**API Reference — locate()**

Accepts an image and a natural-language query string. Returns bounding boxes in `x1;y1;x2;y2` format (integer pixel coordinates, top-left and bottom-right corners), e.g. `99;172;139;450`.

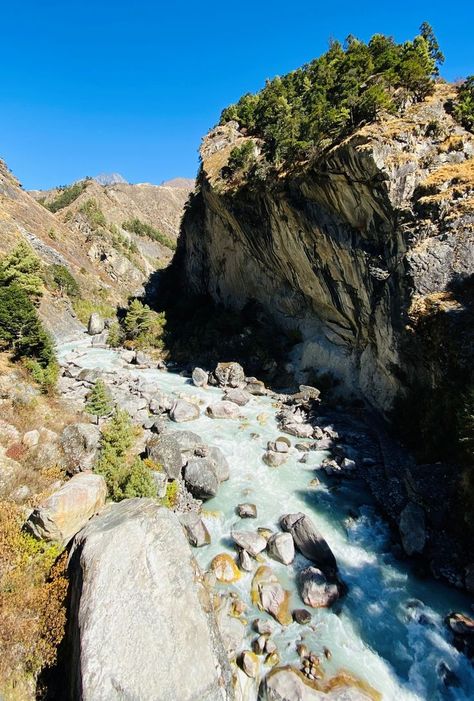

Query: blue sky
1;1;472;189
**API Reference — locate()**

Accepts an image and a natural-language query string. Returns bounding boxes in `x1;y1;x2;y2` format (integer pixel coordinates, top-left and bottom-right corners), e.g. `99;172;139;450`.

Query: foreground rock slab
66;499;233;701
26;472;106;545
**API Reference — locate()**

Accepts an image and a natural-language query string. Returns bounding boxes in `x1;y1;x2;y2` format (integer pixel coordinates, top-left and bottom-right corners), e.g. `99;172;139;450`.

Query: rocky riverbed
48;334;474;701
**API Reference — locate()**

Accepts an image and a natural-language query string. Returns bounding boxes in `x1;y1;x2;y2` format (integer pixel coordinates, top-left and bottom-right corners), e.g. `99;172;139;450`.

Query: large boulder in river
280;512;338;576
214;362;245;388
146;433;182;479
87;313;105;335
26;472;106;545
192;367;209;387
232;530;267;557
206;401;240;420
208;445;230;481
60;423;101;472
299;566;340;608
170;399;200;422
184;457;220;499
251;565;292;625
66;500;233;701
267;532;295;565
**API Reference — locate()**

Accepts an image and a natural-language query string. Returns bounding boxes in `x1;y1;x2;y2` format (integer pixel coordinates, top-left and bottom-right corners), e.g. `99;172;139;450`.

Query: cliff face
179;85;474;413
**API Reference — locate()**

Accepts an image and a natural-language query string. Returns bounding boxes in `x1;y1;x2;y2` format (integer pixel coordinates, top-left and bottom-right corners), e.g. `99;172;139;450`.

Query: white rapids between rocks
57;338;474;701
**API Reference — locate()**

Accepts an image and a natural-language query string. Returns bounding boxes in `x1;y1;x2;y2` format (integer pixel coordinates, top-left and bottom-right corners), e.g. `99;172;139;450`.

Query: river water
58;339;474;701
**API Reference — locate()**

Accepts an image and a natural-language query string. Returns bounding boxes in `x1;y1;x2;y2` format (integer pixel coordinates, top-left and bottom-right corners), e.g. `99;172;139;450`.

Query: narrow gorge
0;22;473;701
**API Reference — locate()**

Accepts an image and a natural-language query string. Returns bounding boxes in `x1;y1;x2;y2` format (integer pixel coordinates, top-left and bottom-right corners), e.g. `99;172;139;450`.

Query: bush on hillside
453;76;474;132
220;23;443;165
0;242;44;299
95;408;157;501
44;181;87;213
79;198;107;229
115;298;167;351
122;218;176;250
0;501;68;697
227;141;256;175
43;263;80;298
85;379;113;421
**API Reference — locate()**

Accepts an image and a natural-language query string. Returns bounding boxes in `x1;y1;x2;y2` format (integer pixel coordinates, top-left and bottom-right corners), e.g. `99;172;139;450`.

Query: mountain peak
93;172;128;186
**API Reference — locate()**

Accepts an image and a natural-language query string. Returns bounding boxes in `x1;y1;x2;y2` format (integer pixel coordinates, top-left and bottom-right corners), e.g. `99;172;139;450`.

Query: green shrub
79;199;107;229
44;264;80;298
107;321;123;348
123;458;158;499
227;141;256;174
161;480;179;509
45;181;87;213
95;408;157;501
0;283;57;390
85;380;113;420
72;298;116;325
0;242;44;299
121;299;166;350
122;218;176;250
453;76;474;132
220;23;443;165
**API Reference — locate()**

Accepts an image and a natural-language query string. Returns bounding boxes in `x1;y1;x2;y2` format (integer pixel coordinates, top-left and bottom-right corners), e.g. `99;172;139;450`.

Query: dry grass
420;159;474;189
408;291;462;323
0;502;68;701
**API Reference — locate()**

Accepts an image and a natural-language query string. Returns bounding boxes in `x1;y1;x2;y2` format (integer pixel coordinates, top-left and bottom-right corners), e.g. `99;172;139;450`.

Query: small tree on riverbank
85;380;113;423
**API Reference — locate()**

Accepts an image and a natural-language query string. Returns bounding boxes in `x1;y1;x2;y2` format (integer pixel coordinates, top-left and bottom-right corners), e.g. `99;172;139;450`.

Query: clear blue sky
1;0;472;189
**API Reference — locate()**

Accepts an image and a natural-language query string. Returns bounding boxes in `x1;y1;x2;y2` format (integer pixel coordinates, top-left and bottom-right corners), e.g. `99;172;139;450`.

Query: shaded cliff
176;85;474;416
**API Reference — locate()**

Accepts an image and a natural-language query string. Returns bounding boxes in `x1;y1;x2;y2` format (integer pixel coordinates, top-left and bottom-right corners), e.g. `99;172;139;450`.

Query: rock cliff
176;85;474;417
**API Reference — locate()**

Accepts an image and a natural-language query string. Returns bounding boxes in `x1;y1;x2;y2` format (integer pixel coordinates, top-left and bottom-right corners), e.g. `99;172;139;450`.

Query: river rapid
58;339;474;701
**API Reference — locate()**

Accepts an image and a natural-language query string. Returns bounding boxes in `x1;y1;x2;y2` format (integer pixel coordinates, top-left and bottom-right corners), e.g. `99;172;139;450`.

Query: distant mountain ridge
93;172;128;186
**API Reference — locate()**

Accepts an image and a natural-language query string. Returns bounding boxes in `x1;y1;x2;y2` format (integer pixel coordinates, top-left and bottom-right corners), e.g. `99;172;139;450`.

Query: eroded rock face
399;502;426;556
26;472;106;545
177;86;474;417
66;499;233;701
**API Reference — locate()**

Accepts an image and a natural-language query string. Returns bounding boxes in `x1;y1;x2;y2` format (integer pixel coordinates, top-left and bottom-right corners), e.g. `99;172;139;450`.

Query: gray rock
231;530;267;557
280;512;338;575
293;609;312;625
26;472;106;545
214;362;245;388
299;566;340;608
239;549;254;572
151;471;167;498
22;429;40;447
60;423;101;472
245;378;266;395
208;445;230;481
263;451;288;467
148;392;173;414
253;618;275;635
206;401;240;420
87;312;105;335
184;458;219;499
237;503;257;519
192;367;209;387
240;650;259;678
224;388;250;406
170;399;200;422
267;532;295;565
146;433;182;479
66;500;233;701
298;385;321;401
169;430;205;454
180;512;211;547
399;502;426;555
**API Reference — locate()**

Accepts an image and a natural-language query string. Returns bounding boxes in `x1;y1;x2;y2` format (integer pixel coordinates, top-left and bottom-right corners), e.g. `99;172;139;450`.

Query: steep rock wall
178;87;474;412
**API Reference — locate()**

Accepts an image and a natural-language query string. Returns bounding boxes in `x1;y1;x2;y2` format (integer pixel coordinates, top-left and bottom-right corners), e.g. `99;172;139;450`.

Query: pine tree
0;242;44;299
85;380;113;421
